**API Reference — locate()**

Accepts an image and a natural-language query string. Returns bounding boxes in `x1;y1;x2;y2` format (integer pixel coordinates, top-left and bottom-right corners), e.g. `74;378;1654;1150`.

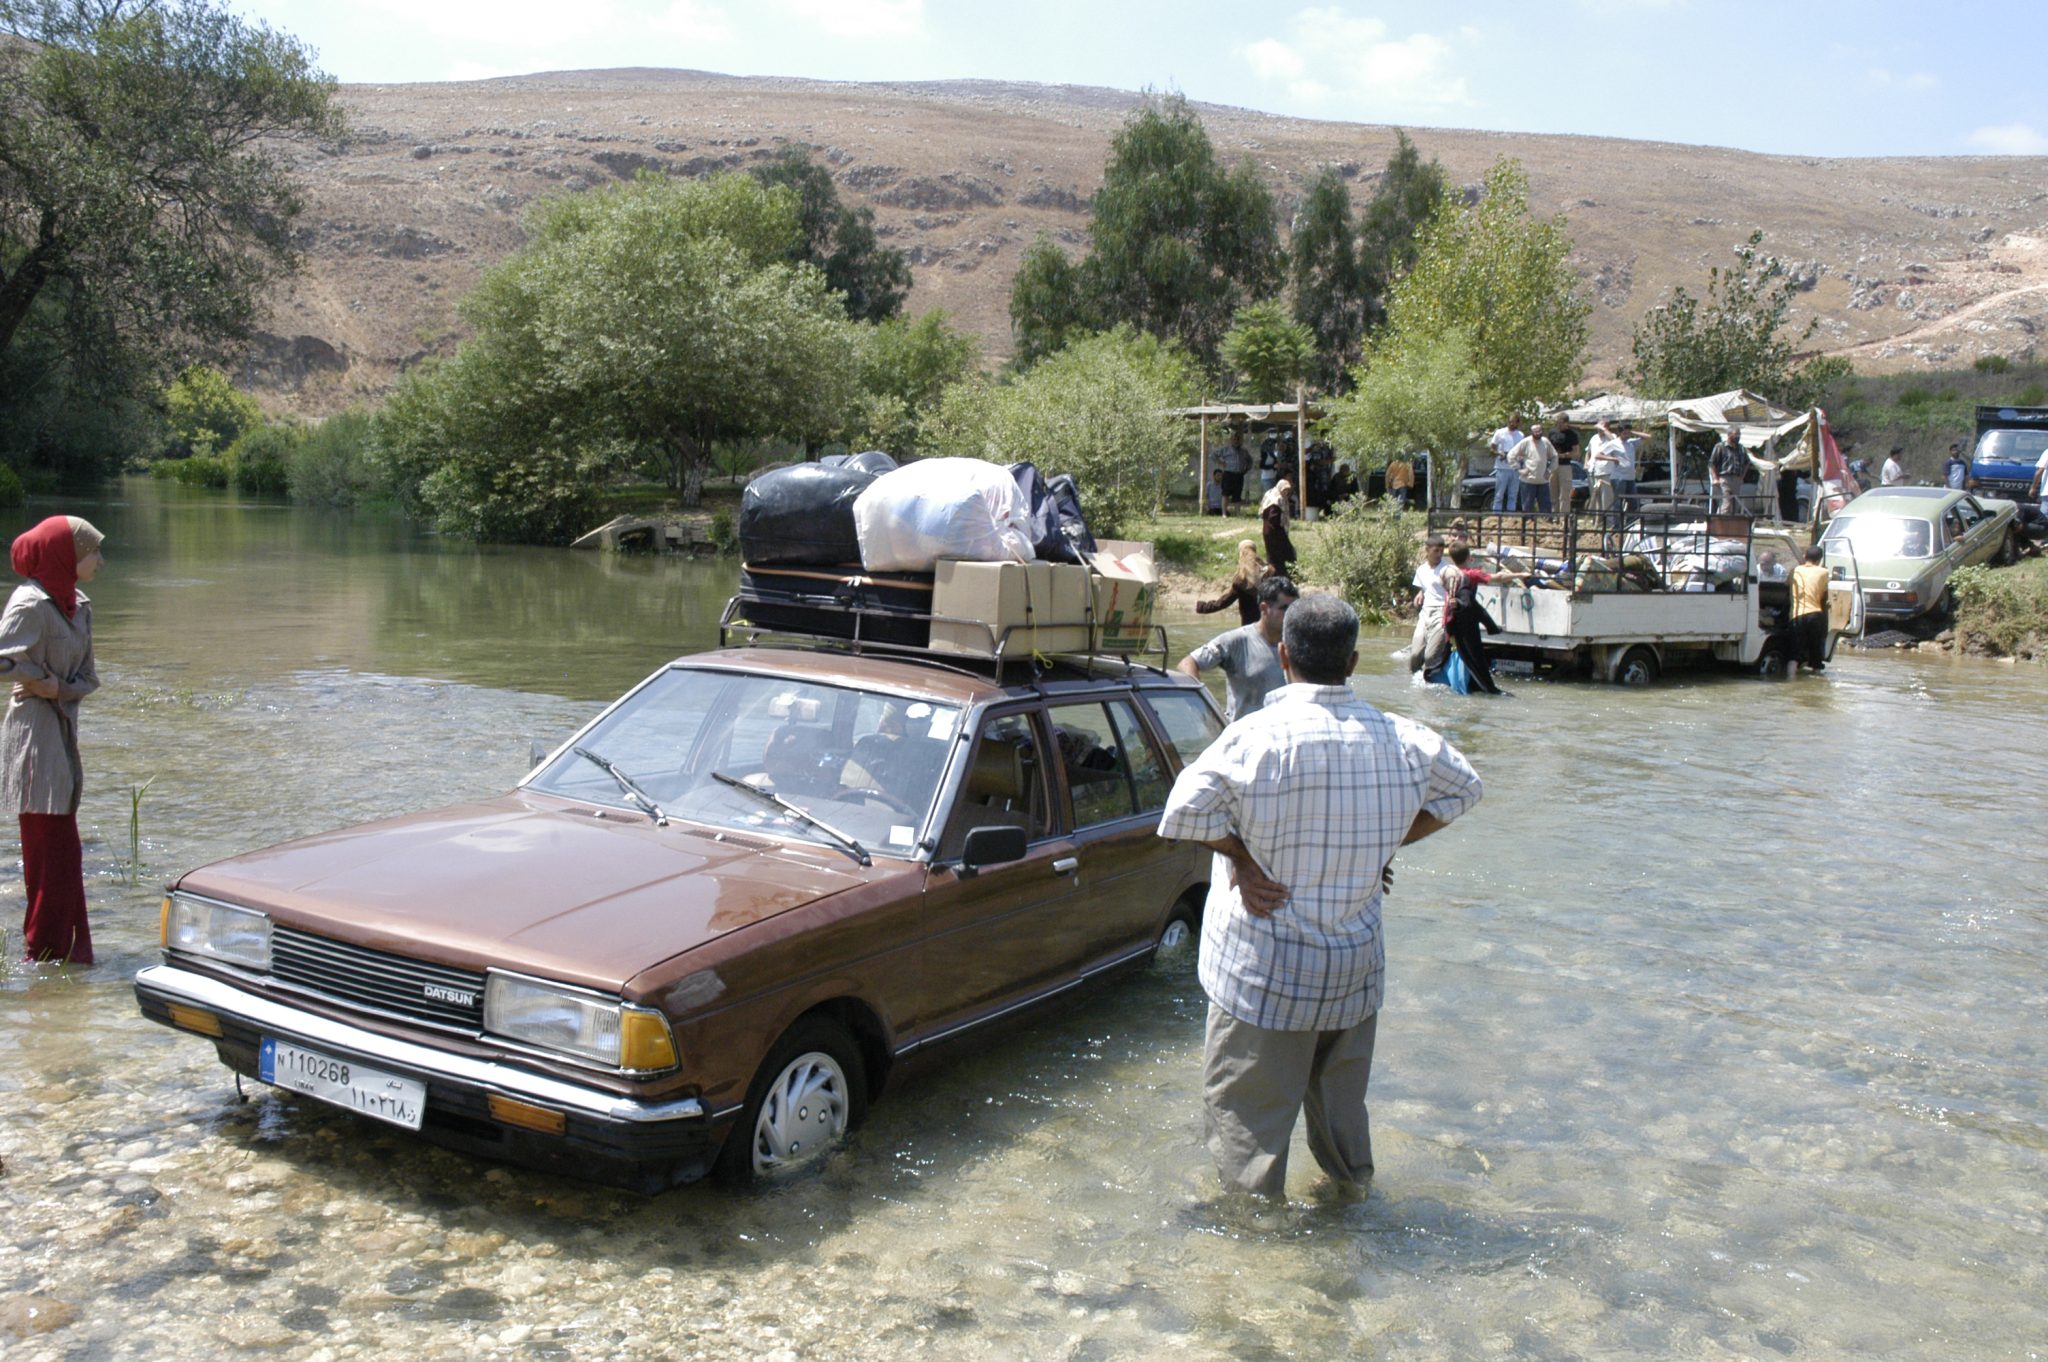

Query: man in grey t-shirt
1178;576;1297;721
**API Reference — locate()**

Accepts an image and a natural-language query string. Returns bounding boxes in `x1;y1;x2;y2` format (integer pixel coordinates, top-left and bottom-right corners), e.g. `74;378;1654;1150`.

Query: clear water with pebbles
2;481;2042;1360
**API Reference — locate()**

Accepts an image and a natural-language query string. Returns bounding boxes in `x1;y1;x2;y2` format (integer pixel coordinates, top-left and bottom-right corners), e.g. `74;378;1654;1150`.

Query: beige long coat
0;583;98;815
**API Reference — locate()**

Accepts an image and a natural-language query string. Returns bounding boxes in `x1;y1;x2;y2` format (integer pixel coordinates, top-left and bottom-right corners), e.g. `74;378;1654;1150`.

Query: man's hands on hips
1200;834;1289;917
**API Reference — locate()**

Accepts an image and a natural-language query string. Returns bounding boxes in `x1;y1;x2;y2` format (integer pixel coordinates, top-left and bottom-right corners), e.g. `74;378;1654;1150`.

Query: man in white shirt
2029;445;2048;516
1406;534;1452;672
1616;421;1642;503
1510;423;1558;512
1585;420;1626;511
1881;447;1908;487
1489;415;1523;512
1157;593;1484;1198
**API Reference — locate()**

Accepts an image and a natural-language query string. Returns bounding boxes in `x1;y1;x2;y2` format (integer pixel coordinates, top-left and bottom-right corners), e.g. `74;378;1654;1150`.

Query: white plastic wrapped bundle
853;458;1037;572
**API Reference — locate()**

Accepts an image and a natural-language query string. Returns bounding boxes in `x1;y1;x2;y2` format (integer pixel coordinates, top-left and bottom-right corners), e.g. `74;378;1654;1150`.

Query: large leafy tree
1625;229;1849;407
380;173;865;539
1381;158;1588;419
1010;95;1282;369
1008;233;1094;368
1326;324;1482;496
1290;133;1446;394
0;0;344;388
927;326;1200;536
750;144;911;323
847;309;980;457
1219;300;1314;403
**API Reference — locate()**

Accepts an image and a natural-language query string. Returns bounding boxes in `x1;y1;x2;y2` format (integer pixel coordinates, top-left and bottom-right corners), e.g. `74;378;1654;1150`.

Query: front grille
271;926;487;1031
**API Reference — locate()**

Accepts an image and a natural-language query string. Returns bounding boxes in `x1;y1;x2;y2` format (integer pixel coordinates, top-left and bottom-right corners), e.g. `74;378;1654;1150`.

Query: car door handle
1051;857;1079;875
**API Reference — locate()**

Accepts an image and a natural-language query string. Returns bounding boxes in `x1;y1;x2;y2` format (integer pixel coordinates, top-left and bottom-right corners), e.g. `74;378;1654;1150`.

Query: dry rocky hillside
246;67;2048;415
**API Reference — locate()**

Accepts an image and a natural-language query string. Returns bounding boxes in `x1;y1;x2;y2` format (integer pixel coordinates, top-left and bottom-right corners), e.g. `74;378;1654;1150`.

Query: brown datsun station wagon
135;646;1222;1190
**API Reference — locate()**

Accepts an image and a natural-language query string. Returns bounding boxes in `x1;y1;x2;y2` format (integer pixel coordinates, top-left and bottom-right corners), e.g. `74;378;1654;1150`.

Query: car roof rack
716;595;1173;686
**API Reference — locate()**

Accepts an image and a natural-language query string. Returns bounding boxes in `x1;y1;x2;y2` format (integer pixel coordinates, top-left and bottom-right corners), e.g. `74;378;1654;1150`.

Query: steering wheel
839;786;918;815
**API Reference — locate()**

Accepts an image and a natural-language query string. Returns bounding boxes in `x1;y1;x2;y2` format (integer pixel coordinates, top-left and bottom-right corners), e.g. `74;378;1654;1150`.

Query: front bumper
135;963;729;1190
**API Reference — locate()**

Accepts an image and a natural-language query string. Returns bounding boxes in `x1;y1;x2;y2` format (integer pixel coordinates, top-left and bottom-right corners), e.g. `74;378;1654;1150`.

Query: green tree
223;420;295;494
930;326;1200;536
164;363;261;455
1008;233;1095;367
1325;325;1482;497
751;144;911;322
1219;300;1314;402
1382;158;1588;418
379;172;865;537
1290;169;1361;393
849;310;980;456
1626;229;1850;407
1355;132;1448;331
0;0;344;388
1010;94;1282;369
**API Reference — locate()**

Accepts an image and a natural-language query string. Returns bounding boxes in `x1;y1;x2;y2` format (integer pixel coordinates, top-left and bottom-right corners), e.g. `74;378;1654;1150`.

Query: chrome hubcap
753;1051;848;1175
1158;918;1192;952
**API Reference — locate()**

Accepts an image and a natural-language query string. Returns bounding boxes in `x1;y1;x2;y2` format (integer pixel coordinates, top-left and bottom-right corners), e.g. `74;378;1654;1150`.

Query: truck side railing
1427;507;1757;596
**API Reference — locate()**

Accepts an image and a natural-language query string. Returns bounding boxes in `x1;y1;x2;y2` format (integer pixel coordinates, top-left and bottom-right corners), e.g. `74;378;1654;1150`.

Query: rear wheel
1754;640;1789;678
1154;897;1200;962
1999;528;2021;566
715;1017;866;1186
1614;645;1660;687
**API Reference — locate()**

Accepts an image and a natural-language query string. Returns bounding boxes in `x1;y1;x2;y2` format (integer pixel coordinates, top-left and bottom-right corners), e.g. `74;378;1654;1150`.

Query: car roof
1841;487;1964;518
672;646;1199;707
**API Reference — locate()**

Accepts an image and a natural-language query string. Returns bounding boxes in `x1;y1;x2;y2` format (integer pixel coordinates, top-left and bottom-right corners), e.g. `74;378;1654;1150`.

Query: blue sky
232;0;2047;158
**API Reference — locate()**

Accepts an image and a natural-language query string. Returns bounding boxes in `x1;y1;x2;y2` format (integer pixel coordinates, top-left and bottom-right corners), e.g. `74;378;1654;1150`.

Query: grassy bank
1829;357;2048;480
1951;556;2048;661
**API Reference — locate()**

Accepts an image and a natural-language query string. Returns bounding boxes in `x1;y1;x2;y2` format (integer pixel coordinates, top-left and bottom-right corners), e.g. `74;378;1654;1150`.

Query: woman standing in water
2;516;104;964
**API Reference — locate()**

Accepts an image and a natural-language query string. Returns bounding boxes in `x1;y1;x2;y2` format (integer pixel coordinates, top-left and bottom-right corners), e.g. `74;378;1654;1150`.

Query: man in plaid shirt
1157;593;1483;1197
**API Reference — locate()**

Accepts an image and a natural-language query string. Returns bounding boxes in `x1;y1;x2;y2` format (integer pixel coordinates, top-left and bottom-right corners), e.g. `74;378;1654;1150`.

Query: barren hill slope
247;67;2048;414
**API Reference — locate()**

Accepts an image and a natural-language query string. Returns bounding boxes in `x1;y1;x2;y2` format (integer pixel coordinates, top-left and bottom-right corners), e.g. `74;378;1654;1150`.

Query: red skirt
21;812;91;964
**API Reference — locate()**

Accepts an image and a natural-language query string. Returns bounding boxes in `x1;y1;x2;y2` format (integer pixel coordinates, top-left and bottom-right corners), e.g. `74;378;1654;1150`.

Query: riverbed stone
0;1293;78;1336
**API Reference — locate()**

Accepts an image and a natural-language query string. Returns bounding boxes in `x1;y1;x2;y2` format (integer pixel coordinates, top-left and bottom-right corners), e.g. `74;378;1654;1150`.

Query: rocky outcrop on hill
245;68;2048;416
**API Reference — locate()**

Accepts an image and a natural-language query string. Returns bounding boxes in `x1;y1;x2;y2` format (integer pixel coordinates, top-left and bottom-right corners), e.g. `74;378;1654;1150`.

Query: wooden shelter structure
1166;394;1329;514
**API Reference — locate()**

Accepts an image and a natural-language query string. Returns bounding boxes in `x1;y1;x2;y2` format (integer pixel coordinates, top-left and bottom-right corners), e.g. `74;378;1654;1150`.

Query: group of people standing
1487;414;1643;514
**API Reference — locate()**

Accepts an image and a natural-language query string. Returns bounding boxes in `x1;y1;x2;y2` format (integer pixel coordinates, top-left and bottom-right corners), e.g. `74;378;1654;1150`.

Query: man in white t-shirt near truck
1489;415;1524;513
1406;534;1454;673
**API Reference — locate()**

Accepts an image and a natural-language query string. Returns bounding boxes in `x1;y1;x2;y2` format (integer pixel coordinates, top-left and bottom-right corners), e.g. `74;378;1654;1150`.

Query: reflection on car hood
174;793;888;992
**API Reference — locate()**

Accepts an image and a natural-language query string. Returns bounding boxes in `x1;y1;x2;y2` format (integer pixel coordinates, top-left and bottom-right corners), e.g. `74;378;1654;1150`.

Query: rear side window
1143;689;1225;767
1046;699;1173;828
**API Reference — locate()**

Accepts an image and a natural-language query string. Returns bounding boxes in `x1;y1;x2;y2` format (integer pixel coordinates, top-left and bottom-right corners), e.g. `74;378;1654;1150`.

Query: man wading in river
1157;594;1483;1198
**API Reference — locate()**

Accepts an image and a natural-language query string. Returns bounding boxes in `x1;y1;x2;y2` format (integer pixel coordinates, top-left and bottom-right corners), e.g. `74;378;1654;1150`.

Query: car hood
174;793;898;992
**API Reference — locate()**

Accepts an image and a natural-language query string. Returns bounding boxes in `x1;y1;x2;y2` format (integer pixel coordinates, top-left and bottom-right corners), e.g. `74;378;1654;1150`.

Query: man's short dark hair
1424;533;1446;548
1890;446;1903;456
1281;593;1358;685
1804;545;1823;564
1256;574;1297;608
1448;544;1471;565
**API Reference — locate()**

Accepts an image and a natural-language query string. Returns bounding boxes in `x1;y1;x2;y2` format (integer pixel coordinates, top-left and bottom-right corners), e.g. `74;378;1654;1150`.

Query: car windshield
1973;429;2048;464
1822;514;1931;560
525;667;961;860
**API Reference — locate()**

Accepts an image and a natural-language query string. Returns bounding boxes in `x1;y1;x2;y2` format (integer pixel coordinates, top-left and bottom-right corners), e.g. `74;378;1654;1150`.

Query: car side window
1954;500;1982;529
1046;700;1167;828
938;711;1050;858
1105;700;1172;814
1142;689;1225;768
1942;509;1965;548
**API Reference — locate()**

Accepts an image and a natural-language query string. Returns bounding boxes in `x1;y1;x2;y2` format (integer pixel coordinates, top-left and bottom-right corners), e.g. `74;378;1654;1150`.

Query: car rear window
1822;515;1930;560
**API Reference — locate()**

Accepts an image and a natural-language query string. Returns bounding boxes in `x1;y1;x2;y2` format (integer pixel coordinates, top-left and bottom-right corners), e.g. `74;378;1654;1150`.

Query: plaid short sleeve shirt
1156;683;1482;1032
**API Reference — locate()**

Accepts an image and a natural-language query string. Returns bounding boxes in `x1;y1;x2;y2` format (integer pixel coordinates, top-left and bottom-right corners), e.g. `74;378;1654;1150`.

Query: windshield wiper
573;746;668;826
710;770;870;866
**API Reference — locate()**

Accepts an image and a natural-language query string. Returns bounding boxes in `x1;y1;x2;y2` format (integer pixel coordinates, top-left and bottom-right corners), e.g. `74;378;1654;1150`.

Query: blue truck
1970;406;2048;527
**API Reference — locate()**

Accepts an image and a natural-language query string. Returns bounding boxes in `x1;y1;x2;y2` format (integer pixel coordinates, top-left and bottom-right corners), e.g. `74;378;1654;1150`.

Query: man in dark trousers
1157;593;1484;1199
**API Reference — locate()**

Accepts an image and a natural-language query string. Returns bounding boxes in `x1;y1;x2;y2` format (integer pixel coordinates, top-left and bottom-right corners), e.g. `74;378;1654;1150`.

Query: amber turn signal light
487;1094;567;1135
620;1008;679;1071
167;1003;223;1037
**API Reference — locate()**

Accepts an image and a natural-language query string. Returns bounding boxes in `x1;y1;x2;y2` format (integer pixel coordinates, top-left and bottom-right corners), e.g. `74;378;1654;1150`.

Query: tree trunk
0;235;61;363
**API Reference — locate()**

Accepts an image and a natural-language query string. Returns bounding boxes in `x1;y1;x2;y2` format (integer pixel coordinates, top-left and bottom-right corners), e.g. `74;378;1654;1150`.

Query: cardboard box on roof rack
930;560;1095;658
1089;540;1158;654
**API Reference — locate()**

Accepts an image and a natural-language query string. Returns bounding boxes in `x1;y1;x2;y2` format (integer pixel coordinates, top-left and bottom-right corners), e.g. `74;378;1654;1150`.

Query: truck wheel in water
1614;646;1660;686
1754;641;1789;679
717;1016;866;1186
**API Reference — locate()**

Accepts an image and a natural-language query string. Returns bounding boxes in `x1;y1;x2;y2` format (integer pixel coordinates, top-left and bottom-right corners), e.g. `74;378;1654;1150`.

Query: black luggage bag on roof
736;564;933;647
738;452;899;567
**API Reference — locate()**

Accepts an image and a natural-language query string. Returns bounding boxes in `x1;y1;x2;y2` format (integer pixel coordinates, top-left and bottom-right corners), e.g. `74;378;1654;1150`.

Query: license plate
259;1037;426;1130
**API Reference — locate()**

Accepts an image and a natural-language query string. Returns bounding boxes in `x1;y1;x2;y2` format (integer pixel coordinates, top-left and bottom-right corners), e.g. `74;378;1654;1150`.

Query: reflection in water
0;480;2043;1359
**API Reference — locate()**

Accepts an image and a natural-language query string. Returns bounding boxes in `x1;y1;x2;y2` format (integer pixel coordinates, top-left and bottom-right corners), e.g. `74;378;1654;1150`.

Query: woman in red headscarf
2;515;104;964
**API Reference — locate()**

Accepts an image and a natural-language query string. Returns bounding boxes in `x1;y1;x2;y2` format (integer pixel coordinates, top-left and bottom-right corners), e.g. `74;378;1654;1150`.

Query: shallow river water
2;481;2044;1360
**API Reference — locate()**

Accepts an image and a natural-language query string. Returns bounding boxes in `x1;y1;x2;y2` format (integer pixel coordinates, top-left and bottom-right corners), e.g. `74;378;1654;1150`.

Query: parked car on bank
136;644;1221;1191
1818;486;2022;623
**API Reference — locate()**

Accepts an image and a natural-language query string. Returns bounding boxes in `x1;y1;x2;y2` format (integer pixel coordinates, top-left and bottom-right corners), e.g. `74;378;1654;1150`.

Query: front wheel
1999;529;2021;566
1614;645;1660;687
715;1017;866;1186
1753;640;1789;679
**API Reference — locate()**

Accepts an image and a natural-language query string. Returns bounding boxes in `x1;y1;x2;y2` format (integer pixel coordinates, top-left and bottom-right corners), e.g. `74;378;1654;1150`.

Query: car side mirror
958;825;1027;872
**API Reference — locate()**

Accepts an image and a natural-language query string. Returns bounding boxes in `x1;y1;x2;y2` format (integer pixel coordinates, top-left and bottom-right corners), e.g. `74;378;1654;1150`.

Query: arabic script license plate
259;1037;426;1130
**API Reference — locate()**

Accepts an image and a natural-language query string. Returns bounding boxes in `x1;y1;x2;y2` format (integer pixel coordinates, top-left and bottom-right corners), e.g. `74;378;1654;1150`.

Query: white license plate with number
259;1037;426;1130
